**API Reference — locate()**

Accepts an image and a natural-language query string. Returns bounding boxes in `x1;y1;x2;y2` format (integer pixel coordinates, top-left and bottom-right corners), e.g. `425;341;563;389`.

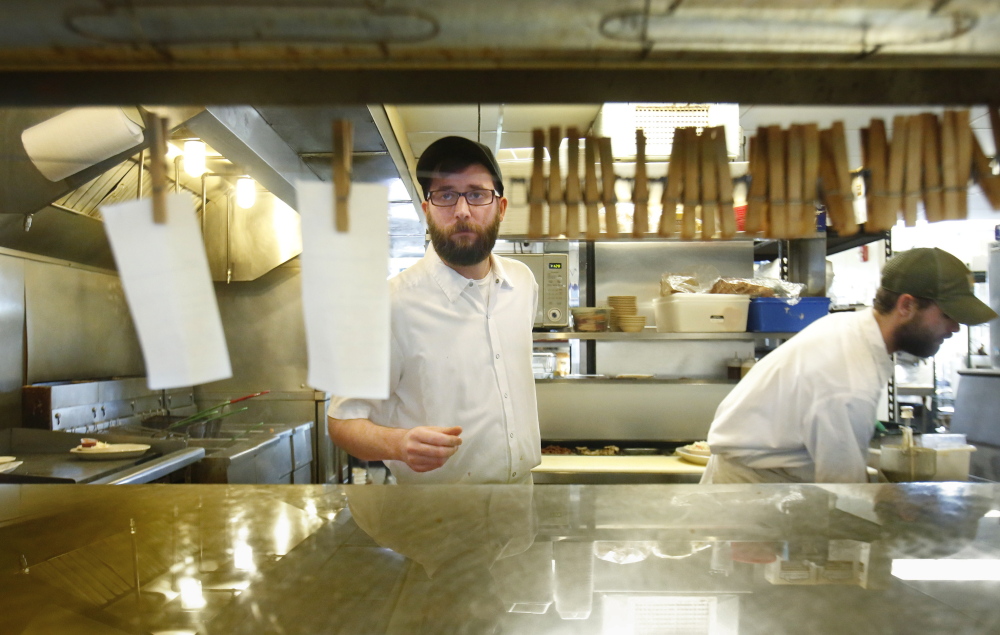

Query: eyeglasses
426;189;497;207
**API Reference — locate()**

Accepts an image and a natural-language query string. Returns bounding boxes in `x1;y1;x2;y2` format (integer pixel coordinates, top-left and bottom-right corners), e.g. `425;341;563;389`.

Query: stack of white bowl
608;296;644;332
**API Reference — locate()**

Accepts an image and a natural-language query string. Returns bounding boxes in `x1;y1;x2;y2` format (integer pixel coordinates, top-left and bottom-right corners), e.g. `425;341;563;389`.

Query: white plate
0;460;22;474
70;444;151;461
676;448;710;465
0;456;16;464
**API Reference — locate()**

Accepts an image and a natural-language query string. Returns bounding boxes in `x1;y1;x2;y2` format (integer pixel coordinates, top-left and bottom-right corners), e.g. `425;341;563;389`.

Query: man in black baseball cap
701;246;998;485
328;136;541;484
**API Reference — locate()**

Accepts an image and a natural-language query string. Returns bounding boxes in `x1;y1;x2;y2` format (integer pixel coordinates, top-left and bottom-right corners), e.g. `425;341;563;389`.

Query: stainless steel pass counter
1;483;999;634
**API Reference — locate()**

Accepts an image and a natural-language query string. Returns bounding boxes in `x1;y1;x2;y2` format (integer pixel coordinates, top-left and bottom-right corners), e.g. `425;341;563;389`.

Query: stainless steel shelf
533;330;797;341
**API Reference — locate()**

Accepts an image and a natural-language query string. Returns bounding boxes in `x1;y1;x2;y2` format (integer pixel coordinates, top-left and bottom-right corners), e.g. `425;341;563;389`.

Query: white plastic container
653;294;750;332
928;445;976;481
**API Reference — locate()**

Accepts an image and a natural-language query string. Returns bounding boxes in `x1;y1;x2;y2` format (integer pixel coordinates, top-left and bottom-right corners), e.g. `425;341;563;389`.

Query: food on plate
79;438;107;449
576;445;620;456
680;441;711;456
542;445;574;455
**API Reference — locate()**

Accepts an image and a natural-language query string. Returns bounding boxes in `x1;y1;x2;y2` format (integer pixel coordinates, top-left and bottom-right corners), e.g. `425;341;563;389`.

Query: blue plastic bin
747;297;831;332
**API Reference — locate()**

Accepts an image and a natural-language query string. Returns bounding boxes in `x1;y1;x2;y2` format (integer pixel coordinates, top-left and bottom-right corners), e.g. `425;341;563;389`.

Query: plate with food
70;440;151;461
675;441;711;465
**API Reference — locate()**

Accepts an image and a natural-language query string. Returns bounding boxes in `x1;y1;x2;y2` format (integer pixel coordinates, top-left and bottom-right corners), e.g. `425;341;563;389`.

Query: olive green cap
880;247;998;325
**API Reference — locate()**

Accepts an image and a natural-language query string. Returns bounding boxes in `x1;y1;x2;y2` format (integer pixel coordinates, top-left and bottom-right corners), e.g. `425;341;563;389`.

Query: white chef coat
701;308;893;484
328;245;540;484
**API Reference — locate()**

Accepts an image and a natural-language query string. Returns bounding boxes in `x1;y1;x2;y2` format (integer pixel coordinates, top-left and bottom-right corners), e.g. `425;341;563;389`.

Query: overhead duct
184;106;320;282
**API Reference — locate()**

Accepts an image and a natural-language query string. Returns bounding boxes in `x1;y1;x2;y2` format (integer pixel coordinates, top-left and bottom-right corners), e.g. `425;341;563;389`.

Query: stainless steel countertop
1;483;998;634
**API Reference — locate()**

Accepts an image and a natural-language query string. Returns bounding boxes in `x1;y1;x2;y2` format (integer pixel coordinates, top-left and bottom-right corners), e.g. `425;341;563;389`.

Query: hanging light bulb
236;176;256;209
183;140;207;177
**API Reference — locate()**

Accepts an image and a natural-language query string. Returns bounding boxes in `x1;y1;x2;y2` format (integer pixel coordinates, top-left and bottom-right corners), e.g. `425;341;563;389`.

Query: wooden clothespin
659;127;684;238
332;119;353;232
801;123;820;237
681;128;699;241
745;129;768;235
766;125;787;239
564;128;582;240
528;128;546;239
990;104;1000;163
598;137;619;238
954;109;972;220
972;132;1000;210
699;127;718;240
148;113;169;224
547;126;565;238
632;129;649;238
786;125;804;239
863;119;890;231
712;126;737;240
902;115;924;227
829;122;858;236
885;116;907;226
921;113;945;223
941;111;960;221
584;136;601;241
818;129;846;236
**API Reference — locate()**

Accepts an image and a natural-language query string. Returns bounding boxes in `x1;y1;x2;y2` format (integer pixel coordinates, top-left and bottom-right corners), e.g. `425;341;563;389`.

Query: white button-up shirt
329;246;540;484
703;308;893;483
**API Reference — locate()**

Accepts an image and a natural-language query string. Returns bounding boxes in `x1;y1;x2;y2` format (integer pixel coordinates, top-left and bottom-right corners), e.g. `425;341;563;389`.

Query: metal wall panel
24;260;143;383
0;255;25;428
537;380;734;442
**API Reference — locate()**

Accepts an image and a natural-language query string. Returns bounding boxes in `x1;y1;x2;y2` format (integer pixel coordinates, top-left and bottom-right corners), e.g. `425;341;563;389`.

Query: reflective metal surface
23;259;143;384
2;482;998;634
0;254;24;428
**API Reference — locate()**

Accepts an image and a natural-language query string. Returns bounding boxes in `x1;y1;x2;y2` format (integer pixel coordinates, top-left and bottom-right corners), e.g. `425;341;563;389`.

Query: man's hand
398;426;463;472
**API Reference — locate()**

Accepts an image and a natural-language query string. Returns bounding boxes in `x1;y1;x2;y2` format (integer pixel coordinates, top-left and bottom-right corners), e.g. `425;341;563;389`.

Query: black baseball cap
415;136;504;199
881;247;997;325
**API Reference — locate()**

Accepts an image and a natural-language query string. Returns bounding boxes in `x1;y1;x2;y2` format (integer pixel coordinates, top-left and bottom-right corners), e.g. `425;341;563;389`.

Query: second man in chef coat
701;247;997;484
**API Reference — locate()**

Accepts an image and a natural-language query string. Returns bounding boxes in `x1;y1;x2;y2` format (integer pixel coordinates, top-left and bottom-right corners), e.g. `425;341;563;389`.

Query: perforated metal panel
634;104;711;157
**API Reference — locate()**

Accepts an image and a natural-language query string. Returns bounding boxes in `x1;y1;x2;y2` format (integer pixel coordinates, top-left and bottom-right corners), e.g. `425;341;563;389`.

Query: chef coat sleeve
802;392;872;483
327;330;403;425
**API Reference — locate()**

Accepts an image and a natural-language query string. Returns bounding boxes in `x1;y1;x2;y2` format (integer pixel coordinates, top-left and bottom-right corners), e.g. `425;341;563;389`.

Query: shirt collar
424;244;515;303
860;307;893;371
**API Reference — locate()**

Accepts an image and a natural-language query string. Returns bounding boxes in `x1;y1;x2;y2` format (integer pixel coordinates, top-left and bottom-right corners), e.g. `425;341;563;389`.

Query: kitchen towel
22;107;145;181
298;180;390;399
101;193;232;390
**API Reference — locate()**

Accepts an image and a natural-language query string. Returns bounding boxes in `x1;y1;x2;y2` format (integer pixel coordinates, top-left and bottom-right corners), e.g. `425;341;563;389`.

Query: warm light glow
178;576;207;610
236;176;256;209
183;140;207;177
233;540;255;572
165;142;182;160
892;559;1000;581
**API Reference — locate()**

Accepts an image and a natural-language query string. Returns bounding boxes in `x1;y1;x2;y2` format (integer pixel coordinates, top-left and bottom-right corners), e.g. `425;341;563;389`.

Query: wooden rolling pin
564;127;582;240
633;129;649;237
547;126;564;237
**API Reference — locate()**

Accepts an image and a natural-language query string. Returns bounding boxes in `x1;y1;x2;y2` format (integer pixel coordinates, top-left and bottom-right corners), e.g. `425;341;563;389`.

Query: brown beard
894;311;943;358
427;211;502;267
